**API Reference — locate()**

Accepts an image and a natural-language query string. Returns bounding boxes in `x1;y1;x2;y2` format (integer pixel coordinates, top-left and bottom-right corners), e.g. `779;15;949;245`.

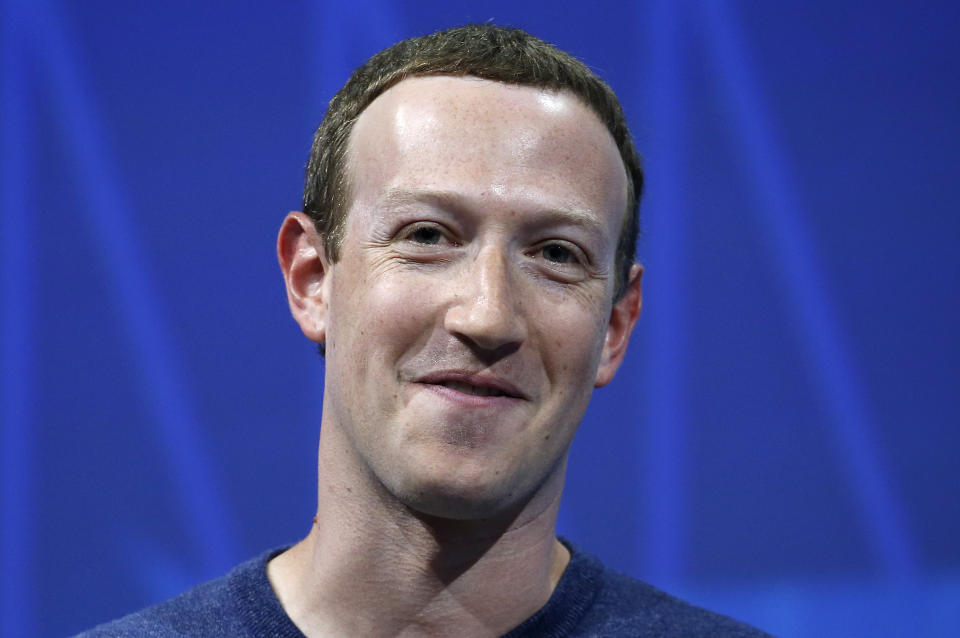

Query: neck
268;426;571;638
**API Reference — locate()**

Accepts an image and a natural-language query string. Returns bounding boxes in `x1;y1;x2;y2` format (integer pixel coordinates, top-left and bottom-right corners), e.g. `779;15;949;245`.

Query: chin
388;458;560;524
387;469;528;522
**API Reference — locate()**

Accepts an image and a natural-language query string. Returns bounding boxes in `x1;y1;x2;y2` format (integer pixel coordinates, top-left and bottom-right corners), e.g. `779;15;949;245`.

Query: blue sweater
78;544;771;637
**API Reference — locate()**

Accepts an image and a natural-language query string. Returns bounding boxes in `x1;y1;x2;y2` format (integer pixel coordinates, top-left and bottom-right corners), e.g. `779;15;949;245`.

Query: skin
271;76;643;637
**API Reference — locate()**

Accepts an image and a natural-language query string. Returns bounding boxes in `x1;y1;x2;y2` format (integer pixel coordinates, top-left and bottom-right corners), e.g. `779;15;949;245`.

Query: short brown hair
303;24;643;300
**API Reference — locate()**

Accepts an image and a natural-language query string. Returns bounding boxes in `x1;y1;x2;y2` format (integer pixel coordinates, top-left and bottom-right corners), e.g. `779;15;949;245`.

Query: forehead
345;76;627;237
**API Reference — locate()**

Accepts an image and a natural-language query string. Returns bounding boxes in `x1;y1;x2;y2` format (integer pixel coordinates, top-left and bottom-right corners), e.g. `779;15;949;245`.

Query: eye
530;240;591;282
541;243;577;264
398;222;451;246
409;226;443;245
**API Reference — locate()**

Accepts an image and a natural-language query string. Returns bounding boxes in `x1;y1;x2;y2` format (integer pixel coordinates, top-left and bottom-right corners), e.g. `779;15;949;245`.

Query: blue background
2;1;958;636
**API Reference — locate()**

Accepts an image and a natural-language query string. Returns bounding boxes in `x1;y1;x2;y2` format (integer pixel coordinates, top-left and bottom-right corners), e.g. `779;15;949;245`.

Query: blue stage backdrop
2;1;958;636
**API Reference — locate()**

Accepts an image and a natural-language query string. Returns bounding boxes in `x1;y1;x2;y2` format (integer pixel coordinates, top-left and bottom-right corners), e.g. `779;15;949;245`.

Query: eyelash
540;243;576;264
532;241;588;270
398;222;456;247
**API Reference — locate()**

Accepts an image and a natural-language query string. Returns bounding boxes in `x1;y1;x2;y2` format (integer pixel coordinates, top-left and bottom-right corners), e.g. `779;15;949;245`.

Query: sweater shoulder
584;566;773;638
74;549;291;638
505;541;772;638
76;570;243;638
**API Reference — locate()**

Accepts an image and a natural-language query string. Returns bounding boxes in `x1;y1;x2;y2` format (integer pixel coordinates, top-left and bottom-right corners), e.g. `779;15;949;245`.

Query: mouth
436;379;510;397
414;371;526;401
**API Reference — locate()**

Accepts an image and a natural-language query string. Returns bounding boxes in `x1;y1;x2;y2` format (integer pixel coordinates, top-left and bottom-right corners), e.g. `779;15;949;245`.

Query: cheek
328;266;436;368
324;268;438;434
534;300;610;391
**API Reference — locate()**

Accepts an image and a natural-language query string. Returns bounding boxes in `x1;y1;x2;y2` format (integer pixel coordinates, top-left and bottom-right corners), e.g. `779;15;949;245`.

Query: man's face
312;76;638;520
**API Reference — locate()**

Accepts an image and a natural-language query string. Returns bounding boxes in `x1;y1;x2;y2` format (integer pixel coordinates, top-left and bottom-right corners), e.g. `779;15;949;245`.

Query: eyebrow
377;187;609;237
378;187;466;213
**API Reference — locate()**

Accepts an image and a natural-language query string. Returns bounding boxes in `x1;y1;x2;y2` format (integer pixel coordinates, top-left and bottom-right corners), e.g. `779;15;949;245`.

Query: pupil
413;228;441;244
545;245;570;263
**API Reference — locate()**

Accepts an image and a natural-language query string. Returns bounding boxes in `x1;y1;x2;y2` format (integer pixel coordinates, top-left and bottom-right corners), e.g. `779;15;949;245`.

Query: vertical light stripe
2;0;36;633
641;0;689;586
700;0;917;578
30;0;239;573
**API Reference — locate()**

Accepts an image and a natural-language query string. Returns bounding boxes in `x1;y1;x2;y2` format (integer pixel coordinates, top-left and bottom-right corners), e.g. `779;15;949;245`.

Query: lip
413;370;528;402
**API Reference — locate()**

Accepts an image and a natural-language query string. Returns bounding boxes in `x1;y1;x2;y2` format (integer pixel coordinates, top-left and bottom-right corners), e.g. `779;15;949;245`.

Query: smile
412;370;527;401
438;380;509;397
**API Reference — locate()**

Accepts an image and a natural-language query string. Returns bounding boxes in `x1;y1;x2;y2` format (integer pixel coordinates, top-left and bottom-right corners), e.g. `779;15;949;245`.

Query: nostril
444;300;525;352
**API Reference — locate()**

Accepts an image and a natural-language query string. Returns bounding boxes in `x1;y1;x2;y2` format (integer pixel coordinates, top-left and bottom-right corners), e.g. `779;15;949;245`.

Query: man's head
279;25;644;522
302;24;643;301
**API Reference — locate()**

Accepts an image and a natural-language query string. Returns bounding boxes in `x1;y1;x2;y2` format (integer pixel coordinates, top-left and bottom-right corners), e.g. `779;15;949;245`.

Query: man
82;25;769;637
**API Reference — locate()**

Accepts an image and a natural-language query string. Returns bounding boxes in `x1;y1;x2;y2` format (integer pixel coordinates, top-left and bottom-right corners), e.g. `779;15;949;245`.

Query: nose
444;246;526;354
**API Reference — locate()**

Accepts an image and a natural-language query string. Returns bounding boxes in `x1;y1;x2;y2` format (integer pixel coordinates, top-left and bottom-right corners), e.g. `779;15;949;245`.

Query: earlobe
594;264;643;387
277;211;331;343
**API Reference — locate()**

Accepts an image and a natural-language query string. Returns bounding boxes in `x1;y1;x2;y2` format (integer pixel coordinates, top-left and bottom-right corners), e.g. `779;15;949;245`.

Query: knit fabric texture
77;542;772;637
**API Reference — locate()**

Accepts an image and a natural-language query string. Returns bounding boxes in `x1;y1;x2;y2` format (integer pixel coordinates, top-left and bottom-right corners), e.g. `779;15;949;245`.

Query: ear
277;211;331;343
595;264;643;387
